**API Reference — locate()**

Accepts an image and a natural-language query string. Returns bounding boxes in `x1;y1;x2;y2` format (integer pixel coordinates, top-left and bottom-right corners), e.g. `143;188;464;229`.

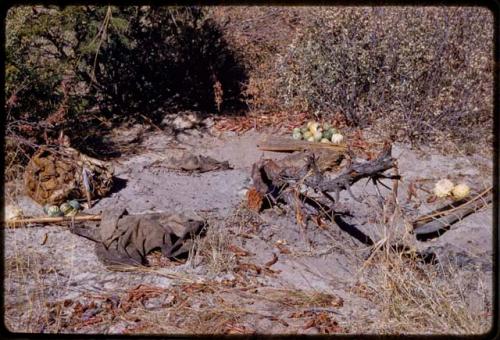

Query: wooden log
257;135;348;153
283;142;396;199
251;142;396;204
5;214;102;227
250;146;391;246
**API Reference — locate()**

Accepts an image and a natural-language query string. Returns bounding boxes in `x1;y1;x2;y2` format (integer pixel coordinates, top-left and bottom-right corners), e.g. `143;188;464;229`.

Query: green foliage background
5;5;494;169
274;8;493;144
212;7;493;146
5;5;246;155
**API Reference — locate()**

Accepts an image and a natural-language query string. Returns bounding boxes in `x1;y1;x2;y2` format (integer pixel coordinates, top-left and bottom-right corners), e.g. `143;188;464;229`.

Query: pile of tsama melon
43;200;82;217
292;121;344;144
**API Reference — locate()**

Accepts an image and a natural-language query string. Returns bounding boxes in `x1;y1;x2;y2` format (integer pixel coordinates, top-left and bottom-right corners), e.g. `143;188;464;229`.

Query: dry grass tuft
4;249;54;332
188;218;238;276
363;246;492;334
258;288;343;309
353;192;492;335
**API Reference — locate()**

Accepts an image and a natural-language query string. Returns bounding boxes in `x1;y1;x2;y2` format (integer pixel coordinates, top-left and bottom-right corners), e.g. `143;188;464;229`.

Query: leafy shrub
76;6;247;121
5;5;247;166
275;7;494;144
212;7;493;147
5;6;87;136
207;7;304;113
5;6;93;174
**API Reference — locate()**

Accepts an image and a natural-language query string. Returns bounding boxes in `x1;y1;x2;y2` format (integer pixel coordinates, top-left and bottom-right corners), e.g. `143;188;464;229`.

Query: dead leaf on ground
224;323;255;334
427;194;438;203
264;253;278;267
40;232;48;245
299;311;344;333
331;295;344;307
214;111;309;134
78;315;103;328
276;243;291;254
246;187;264;212
228;244;252;257
407;180;419;203
124;285;164;304
312;215;327;230
180;282;215;295
236;262;261;275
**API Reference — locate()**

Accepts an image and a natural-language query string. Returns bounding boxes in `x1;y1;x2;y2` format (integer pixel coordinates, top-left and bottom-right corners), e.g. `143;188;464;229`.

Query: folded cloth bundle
70;208;205;267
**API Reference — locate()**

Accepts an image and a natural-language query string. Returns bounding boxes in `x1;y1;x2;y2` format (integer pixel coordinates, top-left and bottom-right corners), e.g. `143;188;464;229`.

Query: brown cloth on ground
167;153;232;172
69;208;205;267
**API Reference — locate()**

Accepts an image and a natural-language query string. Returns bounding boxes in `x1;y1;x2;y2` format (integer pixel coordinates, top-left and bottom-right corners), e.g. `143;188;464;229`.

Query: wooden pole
4;214;102;228
257;136;348;153
412;187;493;235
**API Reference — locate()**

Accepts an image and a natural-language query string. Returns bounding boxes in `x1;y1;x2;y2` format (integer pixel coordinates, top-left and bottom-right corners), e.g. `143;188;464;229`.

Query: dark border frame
0;1;498;339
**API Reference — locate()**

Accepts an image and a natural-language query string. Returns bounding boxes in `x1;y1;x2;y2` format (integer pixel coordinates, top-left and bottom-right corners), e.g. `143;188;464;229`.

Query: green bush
6;6;88;132
5;6;494;154
274;7;493;144
76;6;247;120
5;5;247;163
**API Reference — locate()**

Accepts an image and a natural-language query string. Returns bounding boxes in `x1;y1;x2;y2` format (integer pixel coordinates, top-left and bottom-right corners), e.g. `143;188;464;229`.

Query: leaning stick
412;185;493;224
412;187;493;235
5;214;102;227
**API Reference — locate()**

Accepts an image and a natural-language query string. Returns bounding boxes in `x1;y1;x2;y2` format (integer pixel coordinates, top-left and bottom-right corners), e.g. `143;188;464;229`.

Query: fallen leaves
223;323;255;334
330;295;344;308
427;194;438;203
264;253;279;267
246;187;264;212
40;232;49;245
235;262;262;275
406;180;419;203
228;244;252;257
180;282;215;295
125;285;165;304
312;215;327;230
235;260;280;276
275;243;291;254
290;310;344;333
40;278;351;334
146;250;185;267
80;315;103;327
214;111;309;134
68;300;106;330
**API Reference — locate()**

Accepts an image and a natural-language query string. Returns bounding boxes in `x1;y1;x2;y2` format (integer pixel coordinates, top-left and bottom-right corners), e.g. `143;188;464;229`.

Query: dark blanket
70;208;205;267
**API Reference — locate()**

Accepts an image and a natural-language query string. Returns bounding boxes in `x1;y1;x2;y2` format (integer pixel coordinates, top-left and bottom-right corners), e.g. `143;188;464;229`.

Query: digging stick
412;188;493;235
5;214;102;227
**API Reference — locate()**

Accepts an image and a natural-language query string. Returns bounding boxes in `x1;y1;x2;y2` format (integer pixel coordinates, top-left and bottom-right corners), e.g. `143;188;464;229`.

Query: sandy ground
4;128;494;334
